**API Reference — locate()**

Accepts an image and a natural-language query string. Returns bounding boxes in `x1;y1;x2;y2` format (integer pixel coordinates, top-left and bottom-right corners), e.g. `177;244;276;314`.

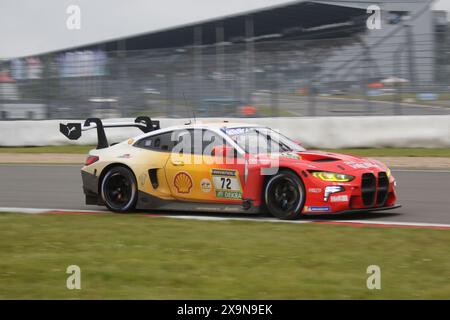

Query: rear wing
60;116;160;149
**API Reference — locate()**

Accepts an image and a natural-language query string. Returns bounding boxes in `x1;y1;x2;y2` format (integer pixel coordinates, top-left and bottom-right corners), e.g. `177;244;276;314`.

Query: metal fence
1;30;450;120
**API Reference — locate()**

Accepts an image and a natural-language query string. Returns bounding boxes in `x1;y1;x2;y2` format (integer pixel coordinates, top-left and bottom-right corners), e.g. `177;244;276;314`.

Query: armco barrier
0;116;449;148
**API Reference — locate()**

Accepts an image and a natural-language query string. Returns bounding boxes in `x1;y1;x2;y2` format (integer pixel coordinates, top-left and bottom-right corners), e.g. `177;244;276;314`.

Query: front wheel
101;166;138;212
264;170;305;220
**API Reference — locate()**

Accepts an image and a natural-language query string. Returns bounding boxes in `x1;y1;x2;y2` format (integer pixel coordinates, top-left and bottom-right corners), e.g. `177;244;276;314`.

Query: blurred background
1;0;450;120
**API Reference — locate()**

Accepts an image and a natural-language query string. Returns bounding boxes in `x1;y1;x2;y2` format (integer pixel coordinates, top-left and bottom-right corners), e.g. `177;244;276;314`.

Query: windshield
223;127;306;154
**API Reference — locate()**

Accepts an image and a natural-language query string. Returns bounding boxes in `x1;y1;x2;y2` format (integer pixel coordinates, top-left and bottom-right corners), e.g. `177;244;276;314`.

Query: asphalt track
0;164;449;224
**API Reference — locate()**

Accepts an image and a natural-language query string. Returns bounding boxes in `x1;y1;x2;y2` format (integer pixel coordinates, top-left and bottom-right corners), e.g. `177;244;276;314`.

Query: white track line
167;216;450;228
1;207;450;229
0;207;51;214
392;169;450;173
0;207;102;214
163;215;312;224
322;219;450;228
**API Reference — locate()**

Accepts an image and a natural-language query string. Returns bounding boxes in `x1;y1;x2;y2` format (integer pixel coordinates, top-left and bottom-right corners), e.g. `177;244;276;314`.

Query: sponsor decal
211;169;242;199
223;127;250;136
60;123;82;140
308;188;322;193
212;169;237;176
330;195;349;202
173;172;193;194
118;154;132;159
200;178;212;193
267;152;301;161
331;182;353;186
304;206;331;212
127;138;134;144
344;161;380;170
280;152;301;160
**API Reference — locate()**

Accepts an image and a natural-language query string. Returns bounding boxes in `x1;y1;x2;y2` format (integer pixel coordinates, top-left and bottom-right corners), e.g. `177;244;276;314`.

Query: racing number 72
220;177;232;189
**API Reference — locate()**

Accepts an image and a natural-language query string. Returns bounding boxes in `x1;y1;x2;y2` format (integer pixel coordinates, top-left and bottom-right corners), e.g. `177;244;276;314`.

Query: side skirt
137;191;260;214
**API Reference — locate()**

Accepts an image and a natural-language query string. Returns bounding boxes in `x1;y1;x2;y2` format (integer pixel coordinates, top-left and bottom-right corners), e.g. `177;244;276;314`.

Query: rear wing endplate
60;116;160;149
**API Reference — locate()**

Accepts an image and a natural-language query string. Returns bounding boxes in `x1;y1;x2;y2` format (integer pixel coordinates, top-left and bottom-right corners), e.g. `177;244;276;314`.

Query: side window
171;129;192;155
171;129;203;155
202;129;226;156
170;129;227;156
135;132;173;151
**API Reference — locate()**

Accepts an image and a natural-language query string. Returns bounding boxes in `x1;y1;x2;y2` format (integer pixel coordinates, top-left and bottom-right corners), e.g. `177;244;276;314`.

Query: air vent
377;172;389;206
148;169;159;189
312;158;339;162
361;173;376;206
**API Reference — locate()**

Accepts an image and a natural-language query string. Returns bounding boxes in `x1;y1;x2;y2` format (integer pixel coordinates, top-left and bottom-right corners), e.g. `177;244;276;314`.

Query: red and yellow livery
60;117;400;219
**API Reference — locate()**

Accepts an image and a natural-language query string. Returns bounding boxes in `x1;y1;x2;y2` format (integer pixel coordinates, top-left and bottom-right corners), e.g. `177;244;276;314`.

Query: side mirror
212;145;236;158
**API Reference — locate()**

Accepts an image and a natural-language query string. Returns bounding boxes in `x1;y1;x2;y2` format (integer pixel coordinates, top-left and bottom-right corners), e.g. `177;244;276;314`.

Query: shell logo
173;172;193;194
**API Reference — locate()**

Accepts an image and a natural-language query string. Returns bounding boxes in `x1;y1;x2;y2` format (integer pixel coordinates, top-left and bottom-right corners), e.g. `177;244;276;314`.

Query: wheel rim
268;177;301;213
104;172;133;209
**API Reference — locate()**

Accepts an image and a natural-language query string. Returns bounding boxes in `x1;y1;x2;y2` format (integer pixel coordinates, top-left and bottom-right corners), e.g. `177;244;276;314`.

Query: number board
211;169;243;200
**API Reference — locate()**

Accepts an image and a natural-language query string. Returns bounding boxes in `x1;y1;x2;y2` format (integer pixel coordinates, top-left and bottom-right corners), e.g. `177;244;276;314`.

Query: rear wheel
101;166;137;212
264;170;305;220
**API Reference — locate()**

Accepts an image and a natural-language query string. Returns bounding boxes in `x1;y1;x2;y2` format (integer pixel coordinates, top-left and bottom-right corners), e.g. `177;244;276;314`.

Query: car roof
133;121;263;141
184;121;260;129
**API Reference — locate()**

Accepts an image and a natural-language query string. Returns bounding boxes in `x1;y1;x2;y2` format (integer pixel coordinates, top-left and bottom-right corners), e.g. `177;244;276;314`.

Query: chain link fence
1;30;450;120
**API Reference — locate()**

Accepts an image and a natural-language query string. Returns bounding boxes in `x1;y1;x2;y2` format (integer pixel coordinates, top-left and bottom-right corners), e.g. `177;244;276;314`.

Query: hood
250;150;388;173
298;150;388;172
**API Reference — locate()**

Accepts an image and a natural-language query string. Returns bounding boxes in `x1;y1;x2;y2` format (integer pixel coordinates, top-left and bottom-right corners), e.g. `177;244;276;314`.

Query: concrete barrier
0;116;449;148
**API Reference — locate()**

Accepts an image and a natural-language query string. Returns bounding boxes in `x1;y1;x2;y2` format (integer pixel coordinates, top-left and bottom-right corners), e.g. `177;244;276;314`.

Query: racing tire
101;166;138;213
264;170;305;220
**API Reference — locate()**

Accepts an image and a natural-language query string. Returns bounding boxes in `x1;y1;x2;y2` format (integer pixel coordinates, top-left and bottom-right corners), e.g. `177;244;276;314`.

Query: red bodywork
240;150;397;214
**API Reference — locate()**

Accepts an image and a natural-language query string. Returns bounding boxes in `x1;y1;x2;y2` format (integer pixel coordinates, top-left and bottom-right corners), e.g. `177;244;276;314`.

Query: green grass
1;145;449;158
0;212;449;299
322;148;450;158
0;145;95;154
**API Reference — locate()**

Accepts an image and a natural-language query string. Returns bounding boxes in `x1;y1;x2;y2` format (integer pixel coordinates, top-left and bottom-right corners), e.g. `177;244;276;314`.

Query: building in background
1;0;448;119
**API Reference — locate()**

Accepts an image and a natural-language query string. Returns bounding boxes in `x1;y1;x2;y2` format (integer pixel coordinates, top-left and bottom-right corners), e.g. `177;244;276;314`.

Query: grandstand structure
1;0;447;119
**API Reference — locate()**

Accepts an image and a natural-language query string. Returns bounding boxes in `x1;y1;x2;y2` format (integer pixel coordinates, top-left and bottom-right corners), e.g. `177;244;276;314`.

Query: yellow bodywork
82;140;244;205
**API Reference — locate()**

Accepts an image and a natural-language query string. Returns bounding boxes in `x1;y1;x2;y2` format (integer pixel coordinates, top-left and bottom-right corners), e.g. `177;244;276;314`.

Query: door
164;128;246;203
133;131;174;199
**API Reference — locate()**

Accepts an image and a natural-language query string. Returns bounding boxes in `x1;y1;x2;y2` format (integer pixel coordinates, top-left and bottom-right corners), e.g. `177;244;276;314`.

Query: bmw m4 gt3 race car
60;117;400;220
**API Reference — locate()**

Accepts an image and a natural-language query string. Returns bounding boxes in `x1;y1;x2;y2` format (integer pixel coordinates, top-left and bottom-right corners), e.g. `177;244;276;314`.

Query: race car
60;116;400;220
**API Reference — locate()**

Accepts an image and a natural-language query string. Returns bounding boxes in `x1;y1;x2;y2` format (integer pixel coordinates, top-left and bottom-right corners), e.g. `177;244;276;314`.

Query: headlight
310;171;355;182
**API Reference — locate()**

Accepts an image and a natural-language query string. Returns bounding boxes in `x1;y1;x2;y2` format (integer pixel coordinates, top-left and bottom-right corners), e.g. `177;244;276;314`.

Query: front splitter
302;204;402;216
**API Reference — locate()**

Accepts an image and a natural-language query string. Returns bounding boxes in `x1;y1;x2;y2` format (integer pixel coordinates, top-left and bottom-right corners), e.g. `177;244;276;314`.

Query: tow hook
242;199;253;210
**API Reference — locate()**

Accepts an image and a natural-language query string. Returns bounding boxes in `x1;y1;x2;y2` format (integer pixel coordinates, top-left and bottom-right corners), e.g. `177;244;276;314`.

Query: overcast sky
435;0;450;11
0;0;449;59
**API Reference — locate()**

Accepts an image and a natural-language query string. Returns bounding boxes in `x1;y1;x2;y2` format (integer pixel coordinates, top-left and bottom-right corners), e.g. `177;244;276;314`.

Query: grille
361;173;376;206
376;172;389;206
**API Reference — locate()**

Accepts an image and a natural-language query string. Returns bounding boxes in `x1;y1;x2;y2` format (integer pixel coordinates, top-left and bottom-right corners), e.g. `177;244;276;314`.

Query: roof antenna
182;92;192;125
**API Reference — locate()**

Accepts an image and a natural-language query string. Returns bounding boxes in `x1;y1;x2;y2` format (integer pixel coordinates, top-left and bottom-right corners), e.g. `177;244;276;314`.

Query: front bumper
302;170;398;214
